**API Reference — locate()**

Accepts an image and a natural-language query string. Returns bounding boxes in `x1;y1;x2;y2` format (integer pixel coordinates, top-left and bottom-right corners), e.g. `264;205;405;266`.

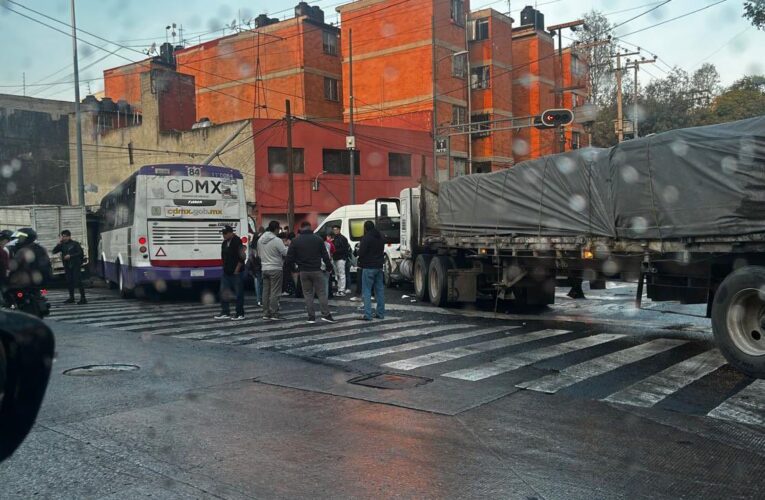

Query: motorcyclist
7;228;52;289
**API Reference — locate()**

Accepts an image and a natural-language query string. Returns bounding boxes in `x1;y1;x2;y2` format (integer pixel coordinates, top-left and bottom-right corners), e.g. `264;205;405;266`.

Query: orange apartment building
337;1;588;177
103;3;343;123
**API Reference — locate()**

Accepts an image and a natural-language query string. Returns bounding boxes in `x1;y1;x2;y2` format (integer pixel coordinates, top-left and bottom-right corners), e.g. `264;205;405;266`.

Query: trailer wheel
414;255;432;302
712;266;765;378
428;256;451;307
384;256;394;288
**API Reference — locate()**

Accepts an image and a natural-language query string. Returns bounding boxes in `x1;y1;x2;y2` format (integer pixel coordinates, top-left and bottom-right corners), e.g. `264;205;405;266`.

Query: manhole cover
348;372;432;390
63;364;140;376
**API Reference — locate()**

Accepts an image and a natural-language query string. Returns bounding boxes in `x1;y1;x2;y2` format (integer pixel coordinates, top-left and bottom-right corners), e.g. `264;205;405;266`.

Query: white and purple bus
97;164;249;296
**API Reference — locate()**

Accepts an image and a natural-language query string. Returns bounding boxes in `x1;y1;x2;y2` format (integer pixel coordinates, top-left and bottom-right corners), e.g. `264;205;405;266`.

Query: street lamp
312;171;327;192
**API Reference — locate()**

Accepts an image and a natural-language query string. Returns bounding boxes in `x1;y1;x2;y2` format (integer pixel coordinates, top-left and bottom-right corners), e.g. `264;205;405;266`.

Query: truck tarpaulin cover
438;116;765;239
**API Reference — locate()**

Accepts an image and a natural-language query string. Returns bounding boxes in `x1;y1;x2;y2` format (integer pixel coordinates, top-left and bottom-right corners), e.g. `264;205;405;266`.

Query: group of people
216;219;386;324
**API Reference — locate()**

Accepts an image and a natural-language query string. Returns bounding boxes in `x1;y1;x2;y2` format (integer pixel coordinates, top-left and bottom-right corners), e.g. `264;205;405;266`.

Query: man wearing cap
214;225;246;320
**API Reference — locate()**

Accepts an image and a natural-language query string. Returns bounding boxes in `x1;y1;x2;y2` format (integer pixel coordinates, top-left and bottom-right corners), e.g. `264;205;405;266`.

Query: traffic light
540;109;574;127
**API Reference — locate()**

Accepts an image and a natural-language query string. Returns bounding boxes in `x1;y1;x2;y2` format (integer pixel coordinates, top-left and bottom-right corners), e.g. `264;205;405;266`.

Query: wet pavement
1;283;763;498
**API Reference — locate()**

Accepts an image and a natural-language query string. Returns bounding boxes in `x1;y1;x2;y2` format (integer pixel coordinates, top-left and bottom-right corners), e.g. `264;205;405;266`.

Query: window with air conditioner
471;66;490;90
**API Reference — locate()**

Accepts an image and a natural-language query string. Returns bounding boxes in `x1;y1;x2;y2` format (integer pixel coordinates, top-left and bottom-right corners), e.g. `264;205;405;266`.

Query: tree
573;10;616;107
697;74;765;124
744;0;765;30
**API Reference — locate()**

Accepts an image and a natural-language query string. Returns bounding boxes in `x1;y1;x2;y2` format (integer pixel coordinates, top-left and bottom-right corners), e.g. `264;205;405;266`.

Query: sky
0;0;762;102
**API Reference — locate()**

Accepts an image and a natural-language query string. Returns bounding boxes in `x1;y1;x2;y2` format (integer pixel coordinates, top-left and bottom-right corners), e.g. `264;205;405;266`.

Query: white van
315;199;400;275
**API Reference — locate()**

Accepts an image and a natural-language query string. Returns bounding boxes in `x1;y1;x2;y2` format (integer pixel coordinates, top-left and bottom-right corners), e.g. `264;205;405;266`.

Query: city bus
97;164;249;296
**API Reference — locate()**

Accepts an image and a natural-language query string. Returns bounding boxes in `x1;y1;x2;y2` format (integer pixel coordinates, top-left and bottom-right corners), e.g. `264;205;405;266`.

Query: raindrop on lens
662;185;679;204
670;140;689;156
569;194;587;212
631;217;648;234
721;156;738;175
621;165;639;184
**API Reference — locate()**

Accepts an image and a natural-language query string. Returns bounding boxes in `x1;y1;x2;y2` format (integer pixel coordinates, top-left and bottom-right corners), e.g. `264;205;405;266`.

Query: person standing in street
258;221;288;320
214;225;246;320
286;221;336;324
331;225;351;297
52;230;87;304
248;236;263;307
358;221;385;321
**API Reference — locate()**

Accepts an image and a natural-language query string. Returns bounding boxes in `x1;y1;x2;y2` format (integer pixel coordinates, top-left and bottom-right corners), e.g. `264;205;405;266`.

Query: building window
322;31;338;56
324;77;339;101
268;147;305;174
450;0;464;26
571;93;579;108
388;153;412;177
572;132;581;150
453;158;467;177
473;18;489;40
323;149;360;175
471;113;491;137
473;162;492;174
452;105;467;126
452;52;467;78
571;54;583;78
471;66;490;89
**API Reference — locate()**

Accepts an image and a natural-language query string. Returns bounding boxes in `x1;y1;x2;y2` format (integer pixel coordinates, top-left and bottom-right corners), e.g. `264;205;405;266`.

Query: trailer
0;205;88;275
381;116;765;378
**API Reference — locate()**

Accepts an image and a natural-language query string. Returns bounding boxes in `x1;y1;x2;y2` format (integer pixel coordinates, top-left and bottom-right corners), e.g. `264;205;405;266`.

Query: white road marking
443;334;624;381
222;319;420;348
707;379;765;426
603;349;727;407
124;312;304;332
515;338;687;393
172;313;358;340
382;328;569;371
330;325;517;362
286;323;476;356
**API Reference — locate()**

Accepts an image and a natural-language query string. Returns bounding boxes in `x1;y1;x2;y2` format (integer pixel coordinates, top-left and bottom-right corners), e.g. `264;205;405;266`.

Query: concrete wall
70;70;255;207
0;94;73;205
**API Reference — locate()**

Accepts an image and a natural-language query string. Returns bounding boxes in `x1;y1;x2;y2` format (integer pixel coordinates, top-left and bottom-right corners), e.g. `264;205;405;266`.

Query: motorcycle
2;289;50;319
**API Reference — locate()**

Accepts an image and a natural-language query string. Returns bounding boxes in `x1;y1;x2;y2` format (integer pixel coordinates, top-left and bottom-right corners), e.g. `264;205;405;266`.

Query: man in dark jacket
358;220;386;320
286;221;336;323
0;230;11;306
214;225;246;320
52;230;87;304
331;225;351;296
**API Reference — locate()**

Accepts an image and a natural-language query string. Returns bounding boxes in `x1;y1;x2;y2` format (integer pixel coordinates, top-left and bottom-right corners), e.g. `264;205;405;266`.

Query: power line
618;0;729;38
610;0;672;31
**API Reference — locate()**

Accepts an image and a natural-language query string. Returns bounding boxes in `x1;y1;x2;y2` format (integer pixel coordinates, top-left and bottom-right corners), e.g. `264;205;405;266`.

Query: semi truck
0;205;88;275
379;116;765;378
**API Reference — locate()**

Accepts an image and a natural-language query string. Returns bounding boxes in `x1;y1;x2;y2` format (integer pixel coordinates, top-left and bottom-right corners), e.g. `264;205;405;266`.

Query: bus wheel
712;266;765;379
413;255;432;302
117;264;134;299
104;261;117;289
428;256;451;307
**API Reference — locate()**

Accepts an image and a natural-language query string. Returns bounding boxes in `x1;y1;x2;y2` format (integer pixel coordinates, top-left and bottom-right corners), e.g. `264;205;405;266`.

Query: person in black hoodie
358;220;385;320
214;225;246;320
286;221;336;324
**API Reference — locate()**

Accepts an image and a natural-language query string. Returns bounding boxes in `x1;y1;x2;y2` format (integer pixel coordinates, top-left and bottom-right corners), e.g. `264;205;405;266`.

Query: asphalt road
1;282;763;499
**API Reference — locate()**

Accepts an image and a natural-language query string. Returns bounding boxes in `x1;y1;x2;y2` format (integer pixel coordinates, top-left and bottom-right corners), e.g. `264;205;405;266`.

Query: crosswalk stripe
74;308;228;327
51;302;211;320
381;328;567;371
242;319;424;349
443;334;625;381
201;316;389;344
122;312;305;332
330;325;517;362
286;323;475;356
603;349;727;407
148;310;306;335
171;313;358;340
515;338;687;393
707;379;765;426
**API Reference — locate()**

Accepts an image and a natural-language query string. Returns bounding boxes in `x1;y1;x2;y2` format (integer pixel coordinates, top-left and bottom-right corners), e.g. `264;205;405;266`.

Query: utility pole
285;99;295;232
548;19;584;153
431;16;437;181
626;58;656;139
465;12;472;174
348;29;356;204
22;72;25;97
70;0;85;206
612;50;640;142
